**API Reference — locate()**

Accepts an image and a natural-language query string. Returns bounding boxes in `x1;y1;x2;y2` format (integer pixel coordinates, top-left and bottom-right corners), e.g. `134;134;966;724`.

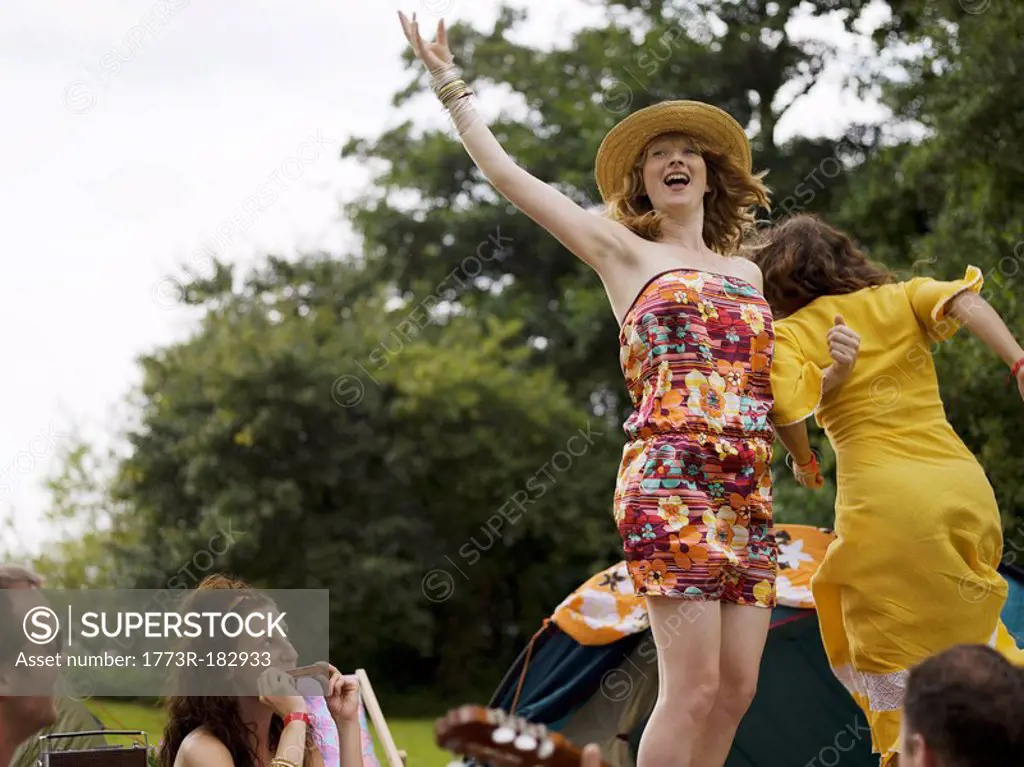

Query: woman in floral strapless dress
615;269;777;608
395;17;780;765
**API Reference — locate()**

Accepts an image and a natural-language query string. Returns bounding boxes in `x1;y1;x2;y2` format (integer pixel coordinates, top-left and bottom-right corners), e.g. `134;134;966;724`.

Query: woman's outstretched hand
1016;366;1024;403
397;10;453;74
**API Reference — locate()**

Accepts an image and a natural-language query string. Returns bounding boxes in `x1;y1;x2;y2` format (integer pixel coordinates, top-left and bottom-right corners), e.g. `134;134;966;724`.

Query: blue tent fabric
489;608;811;723
721;610;877;766
489;621;646;724
1001;563;1024;645
486;565;1024;767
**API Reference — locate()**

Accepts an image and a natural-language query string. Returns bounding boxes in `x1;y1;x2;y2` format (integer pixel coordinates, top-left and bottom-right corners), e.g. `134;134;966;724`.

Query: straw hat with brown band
594;100;752;204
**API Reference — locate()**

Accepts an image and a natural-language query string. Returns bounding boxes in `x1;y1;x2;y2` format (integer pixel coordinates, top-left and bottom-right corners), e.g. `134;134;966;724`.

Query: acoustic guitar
434;705;609;767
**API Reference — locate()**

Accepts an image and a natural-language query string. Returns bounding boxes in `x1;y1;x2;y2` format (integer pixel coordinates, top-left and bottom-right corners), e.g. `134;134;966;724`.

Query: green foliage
20;0;1024;704
85;254;622;695
342;0;865;413
835;0;1024;531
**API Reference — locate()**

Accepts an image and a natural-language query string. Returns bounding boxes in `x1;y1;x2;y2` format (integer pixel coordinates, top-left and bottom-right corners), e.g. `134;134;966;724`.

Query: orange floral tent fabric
552;524;835;646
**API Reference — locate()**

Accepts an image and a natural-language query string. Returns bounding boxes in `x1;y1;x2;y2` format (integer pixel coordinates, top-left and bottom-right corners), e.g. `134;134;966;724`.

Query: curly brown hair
603;132;771;256
156;573;321;767
746;213;894;317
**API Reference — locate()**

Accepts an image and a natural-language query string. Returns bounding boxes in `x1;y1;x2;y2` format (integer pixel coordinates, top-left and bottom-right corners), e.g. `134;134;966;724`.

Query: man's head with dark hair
901;644;1024;767
0;565;59;767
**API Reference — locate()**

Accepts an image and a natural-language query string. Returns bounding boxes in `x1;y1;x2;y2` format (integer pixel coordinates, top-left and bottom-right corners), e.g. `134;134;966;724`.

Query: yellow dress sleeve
771;323;825;426
904;265;984;341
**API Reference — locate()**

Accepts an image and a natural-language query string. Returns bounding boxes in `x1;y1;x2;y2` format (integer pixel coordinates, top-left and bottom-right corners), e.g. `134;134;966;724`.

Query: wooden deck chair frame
35;730;149;766
356;668;406;767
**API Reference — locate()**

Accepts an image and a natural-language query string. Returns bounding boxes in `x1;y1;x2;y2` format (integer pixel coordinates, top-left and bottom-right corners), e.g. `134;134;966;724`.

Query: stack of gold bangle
269;758;299;767
430;64;473;111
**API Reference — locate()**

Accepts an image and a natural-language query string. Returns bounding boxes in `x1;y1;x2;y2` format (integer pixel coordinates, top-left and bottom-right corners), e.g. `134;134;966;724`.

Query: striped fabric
614;268;778;607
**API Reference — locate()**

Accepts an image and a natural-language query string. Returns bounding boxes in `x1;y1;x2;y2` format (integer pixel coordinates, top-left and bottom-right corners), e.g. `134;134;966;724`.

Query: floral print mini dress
615;268;778;607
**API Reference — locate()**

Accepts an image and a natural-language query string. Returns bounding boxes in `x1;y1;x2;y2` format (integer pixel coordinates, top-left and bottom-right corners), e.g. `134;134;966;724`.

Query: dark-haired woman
749;213;1024;766
158;574;364;767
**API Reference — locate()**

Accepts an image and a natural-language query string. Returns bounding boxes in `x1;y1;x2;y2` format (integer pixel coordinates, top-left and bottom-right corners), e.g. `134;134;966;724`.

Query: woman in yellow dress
748;213;1024;766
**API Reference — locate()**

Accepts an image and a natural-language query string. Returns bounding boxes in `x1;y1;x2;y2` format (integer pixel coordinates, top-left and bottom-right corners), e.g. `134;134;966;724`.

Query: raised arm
397;12;633;273
948;291;1024;399
322;665;365;767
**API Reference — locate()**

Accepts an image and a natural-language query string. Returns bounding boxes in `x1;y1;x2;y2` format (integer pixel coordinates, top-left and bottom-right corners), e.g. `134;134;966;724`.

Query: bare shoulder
731;257;764;292
174;728;234;767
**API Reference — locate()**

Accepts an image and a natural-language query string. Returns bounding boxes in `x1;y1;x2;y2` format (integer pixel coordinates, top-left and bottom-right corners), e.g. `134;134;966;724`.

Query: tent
485;525;1024;767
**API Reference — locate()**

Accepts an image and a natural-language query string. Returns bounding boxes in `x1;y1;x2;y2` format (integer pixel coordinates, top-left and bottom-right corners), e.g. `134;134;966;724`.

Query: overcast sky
0;0;889;557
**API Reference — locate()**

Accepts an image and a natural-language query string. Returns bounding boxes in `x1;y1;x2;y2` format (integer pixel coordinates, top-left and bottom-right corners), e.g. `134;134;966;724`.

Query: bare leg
637;596;722;767
692;602;772;767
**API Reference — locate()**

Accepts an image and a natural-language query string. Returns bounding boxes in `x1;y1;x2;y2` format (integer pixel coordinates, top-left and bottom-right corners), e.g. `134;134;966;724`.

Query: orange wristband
1011;357;1024;378
786;450;820;471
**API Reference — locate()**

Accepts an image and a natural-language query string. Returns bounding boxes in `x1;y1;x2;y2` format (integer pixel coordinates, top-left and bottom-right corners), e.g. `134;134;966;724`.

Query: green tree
834;0;1024;531
344;0;871;405
26;439;142;589
96;255;622;698
29;0;1024;708
342;0;886;525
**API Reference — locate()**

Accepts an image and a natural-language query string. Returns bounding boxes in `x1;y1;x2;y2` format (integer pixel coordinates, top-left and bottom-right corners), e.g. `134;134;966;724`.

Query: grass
85;699;452;767
373;719;450;767
84;699;167;746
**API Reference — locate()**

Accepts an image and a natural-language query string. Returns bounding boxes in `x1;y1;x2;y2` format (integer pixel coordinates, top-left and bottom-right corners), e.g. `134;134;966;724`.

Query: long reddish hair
156;574;321;767
603;132;771;256
746;213;894;317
